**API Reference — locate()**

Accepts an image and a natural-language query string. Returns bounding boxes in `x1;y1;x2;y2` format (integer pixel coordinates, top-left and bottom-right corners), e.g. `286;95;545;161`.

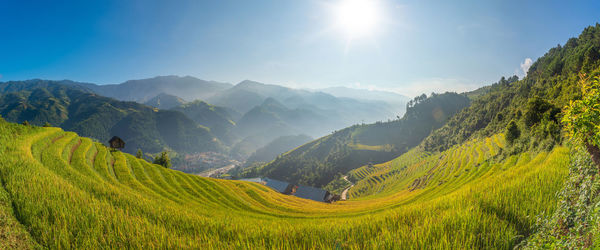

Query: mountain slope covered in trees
422;25;600;155
0;81;223;154
240;92;470;187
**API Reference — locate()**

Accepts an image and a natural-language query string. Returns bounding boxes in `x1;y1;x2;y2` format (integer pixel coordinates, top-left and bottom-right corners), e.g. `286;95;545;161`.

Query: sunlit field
0;120;568;248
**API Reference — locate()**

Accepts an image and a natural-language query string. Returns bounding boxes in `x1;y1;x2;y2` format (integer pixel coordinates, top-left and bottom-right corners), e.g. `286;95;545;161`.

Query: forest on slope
238;92;471;187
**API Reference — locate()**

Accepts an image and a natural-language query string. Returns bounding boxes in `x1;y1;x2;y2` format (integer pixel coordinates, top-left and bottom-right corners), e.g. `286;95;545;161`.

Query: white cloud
520;58;533;76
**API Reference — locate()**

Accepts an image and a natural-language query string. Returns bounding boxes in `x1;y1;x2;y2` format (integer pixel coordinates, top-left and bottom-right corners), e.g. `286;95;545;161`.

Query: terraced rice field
0;121;569;248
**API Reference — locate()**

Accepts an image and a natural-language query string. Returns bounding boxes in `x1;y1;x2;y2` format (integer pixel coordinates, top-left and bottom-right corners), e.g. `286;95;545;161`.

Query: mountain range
0;81;223;154
0;75;409;172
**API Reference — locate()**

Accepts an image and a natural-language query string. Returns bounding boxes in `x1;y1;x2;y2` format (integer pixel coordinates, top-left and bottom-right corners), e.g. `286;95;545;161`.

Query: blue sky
1;0;599;96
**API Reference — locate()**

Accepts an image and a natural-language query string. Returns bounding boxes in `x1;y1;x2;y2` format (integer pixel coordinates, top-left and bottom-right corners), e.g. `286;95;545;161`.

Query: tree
136;149;143;159
524;97;558;127
505;120;520;144
562;75;600;168
43;122;51;127
22;120;30;126
153;151;172;168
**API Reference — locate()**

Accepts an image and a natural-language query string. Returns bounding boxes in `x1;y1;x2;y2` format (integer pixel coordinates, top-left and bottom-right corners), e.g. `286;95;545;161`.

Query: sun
334;0;381;39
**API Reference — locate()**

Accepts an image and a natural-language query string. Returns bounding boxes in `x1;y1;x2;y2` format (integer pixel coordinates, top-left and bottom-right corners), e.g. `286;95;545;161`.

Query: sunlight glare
334;0;381;38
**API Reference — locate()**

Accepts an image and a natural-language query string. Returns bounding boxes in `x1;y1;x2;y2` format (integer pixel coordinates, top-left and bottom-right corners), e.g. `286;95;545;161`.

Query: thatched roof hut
109;136;125;150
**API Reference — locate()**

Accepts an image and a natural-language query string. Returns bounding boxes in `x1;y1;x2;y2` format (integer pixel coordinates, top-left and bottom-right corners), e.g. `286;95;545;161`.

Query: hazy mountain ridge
144;93;186;109
74;75;232;102
318;86;409;114
0;81;223;154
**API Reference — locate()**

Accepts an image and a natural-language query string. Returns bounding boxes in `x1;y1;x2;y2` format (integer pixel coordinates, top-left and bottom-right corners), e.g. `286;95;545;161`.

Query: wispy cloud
520;58;533;76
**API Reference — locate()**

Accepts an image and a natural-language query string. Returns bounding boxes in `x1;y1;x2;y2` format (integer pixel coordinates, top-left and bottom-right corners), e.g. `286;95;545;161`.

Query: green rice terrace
0;119;569;248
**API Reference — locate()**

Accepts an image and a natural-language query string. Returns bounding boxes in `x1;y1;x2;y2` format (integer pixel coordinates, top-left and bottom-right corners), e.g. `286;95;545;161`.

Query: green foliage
322;173;351;194
562;75;600;148
43;122;51;127
524;97;560;127
136;149;143;159
21;120;29;126
153;151;172;168
505;120;520;144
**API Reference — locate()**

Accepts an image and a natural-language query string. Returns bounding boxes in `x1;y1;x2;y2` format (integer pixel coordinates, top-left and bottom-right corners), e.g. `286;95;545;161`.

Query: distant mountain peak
236;80;266;87
262;97;282;105
144;93;186;110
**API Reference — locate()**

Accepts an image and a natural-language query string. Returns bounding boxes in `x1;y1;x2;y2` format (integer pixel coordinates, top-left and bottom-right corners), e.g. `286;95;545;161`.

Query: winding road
341;176;354;200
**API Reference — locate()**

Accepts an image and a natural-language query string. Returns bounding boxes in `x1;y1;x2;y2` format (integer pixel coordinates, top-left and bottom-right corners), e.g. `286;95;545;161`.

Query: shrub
562;75;600;167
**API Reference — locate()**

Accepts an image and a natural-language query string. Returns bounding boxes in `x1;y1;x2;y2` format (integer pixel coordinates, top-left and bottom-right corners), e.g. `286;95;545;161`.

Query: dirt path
341;176;354;200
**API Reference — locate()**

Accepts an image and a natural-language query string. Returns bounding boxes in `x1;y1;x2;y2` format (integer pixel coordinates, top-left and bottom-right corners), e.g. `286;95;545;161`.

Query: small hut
109;136;125;151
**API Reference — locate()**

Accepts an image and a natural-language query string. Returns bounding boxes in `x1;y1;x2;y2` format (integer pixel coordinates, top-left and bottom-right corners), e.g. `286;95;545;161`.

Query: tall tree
153;152;172;168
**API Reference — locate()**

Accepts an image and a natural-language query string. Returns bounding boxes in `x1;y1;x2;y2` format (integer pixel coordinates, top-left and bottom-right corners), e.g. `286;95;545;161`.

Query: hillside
241;92;470;187
0;81;223;154
243;134;313;166
423;24;600;153
0;117;567;248
171;100;238;144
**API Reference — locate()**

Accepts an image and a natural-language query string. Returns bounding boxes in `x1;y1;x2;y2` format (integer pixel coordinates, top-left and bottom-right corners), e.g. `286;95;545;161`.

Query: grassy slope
0;120;569;248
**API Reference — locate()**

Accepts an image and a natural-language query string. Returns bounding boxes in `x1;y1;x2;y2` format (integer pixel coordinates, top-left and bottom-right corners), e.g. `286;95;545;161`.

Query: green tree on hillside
562;75;600;167
153;151;172;168
43;122;51;127
136;149;143;159
524;97;560;127
505;120;520;144
22;121;30;126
